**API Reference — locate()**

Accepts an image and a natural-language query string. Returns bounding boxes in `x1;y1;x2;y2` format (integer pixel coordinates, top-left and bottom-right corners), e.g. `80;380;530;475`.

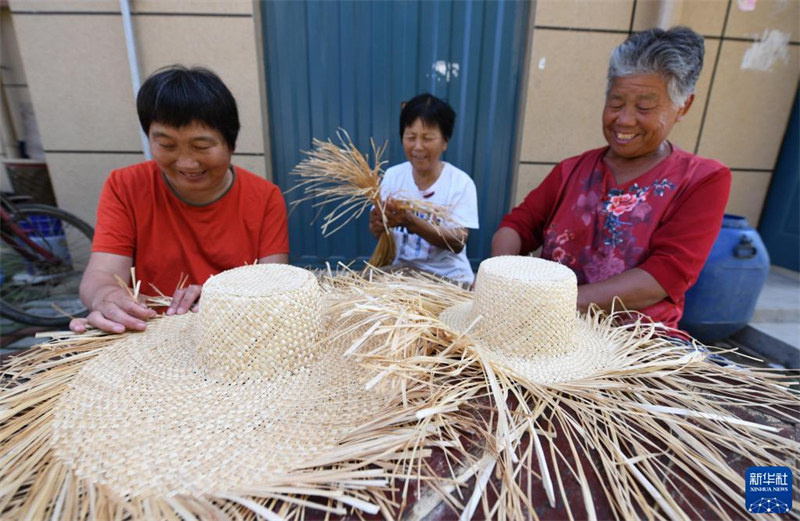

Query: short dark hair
137;65;240;150
399;94;456;142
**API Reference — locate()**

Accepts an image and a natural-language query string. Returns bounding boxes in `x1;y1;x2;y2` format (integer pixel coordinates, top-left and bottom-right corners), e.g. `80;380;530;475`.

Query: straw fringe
326;267;800;520
0;302;473;519
4;266;798;519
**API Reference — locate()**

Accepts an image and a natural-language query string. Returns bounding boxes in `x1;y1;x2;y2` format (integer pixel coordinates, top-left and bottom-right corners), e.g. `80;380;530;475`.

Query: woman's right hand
70;287;156;334
369;206;386;239
70;252;157;334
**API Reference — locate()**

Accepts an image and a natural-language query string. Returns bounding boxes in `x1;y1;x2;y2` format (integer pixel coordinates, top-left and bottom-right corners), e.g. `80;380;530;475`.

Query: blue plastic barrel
17;214;73;274
679;214;770;343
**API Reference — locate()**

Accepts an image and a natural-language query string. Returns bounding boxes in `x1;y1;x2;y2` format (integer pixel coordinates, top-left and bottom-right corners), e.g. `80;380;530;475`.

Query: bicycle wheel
1;204;94;327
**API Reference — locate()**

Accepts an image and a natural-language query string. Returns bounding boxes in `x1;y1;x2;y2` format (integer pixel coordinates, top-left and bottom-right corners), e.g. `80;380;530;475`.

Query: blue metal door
758;91;799;271
260;0;531;269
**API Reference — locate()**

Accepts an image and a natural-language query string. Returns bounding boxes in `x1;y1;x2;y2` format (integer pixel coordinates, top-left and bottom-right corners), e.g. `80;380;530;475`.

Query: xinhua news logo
745;466;792;514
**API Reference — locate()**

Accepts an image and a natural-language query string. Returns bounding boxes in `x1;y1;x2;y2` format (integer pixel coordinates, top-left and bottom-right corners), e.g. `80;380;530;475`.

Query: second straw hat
440;256;617;383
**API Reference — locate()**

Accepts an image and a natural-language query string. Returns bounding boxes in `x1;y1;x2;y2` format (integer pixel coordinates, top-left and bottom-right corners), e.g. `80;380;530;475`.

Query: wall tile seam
43;150;266;156
533;26;631;35
724;37;800;46
628;0;637;33
694;0;733;155
532;26;800;46
9;11;252;18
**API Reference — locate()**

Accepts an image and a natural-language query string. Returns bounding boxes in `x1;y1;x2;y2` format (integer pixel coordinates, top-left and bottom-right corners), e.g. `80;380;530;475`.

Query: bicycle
0;192;94;327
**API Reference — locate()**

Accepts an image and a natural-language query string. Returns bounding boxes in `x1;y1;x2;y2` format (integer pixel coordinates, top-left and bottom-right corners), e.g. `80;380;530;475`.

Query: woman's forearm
78;252;145;311
577;268;667;314
490;227;523;256
406;215;468;252
80;268;129;310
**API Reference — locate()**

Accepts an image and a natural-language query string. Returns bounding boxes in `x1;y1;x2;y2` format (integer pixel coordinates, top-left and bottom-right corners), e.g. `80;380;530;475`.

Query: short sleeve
638;166;732;301
498;163;563;255
91;170;137;257
258;184;290;258
449;174;479;229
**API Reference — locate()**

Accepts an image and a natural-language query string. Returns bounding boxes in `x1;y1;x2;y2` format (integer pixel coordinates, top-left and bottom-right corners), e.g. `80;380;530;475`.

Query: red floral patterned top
500;145;731;328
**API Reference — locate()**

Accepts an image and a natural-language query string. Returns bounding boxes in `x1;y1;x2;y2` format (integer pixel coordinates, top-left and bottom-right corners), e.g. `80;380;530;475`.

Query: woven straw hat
22;264;432;516
440;256;616;383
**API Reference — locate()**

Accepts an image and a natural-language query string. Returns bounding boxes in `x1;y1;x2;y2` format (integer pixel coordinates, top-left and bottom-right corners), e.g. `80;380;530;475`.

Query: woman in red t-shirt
70;66;289;334
491;27;731;329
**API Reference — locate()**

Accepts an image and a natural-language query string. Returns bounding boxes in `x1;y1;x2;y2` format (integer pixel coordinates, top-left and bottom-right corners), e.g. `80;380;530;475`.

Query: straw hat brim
440;301;617;384
51;311;396;499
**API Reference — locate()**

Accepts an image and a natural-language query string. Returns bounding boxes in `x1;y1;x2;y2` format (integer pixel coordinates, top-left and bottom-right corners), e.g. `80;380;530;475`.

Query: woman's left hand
384;199;412;229
167;284;202;315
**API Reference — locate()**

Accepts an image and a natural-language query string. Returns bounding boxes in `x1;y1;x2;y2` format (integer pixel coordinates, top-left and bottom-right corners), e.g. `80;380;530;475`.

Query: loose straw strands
290;130;386;235
322;268;800;520
0;301;470;519
288;130;456;266
147;272;188;308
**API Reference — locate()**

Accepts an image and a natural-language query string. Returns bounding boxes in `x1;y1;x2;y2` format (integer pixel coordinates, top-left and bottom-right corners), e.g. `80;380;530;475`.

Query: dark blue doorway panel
260;0;531;269
759;91;799;272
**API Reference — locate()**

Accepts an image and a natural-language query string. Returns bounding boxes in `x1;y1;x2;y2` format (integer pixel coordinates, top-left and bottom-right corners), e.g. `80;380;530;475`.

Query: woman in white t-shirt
369;94;479;284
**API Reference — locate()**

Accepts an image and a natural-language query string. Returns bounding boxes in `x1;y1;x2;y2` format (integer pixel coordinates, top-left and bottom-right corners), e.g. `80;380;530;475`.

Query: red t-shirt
500;145;731;328
92;161;289;295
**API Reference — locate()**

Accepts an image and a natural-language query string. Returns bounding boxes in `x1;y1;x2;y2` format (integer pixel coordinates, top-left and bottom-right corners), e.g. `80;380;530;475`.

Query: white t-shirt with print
379;161;479;283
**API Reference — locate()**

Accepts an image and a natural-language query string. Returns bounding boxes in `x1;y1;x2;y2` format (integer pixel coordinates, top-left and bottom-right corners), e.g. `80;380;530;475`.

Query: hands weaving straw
290;130;457;266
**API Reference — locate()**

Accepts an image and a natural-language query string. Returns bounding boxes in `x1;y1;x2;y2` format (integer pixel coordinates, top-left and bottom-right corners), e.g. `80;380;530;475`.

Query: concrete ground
2;266;799;365
750;266;800;347
730;266;800;369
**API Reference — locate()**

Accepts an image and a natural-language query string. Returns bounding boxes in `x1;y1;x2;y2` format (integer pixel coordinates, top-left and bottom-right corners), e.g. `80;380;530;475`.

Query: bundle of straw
290;130;455;267
326;266;800;520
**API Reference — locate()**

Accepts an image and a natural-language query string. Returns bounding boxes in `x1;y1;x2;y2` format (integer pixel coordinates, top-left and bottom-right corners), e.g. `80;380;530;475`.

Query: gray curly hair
608;26;704;108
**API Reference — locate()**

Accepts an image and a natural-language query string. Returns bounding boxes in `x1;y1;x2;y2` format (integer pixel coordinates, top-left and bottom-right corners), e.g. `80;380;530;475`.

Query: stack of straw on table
0;264;476;520
2;129;798;519
327;256;800;520
1;259;798;519
290;134;799;519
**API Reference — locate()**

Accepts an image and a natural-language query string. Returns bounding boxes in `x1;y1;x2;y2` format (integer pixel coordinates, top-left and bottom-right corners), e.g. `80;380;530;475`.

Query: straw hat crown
197;264;324;381
456;256;578;357
441;256;614;383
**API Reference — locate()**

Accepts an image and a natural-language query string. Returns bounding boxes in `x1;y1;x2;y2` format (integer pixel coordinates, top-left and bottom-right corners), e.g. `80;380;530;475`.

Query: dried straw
0;266;476;520
325;265;800;520
289;130;455;266
7;263;797;520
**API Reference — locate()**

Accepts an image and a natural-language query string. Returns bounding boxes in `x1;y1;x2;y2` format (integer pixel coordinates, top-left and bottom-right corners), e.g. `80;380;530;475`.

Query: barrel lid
722;214;750;229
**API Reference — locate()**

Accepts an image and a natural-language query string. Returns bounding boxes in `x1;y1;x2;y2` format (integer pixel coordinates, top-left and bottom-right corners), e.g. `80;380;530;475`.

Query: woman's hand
369;199;410;239
369;206;386;238
369;200;410;238
371;199;467;252
383;199;412;228
577;268;667;314
70;252;157;334
166;284;202;315
70;286;156;334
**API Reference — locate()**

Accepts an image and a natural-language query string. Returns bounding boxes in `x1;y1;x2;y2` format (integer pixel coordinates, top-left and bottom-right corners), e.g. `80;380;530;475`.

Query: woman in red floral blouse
491;26;731;329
